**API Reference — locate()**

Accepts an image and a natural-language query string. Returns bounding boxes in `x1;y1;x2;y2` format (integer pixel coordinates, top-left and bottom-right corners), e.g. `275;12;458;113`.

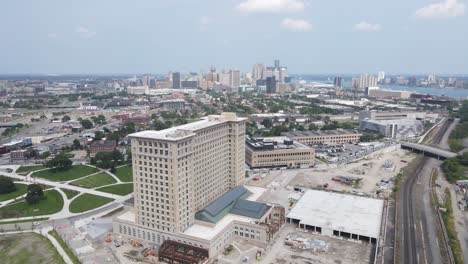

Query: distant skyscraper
279;67;288;83
333;77;343;88
274;59;280;69
207;66;218;82
266;76;276;93
252;64;265;81
172;72;181;89
377;71;385;83
428;74;437;84
218;72;230;86
230;70;240;90
142;75;149;87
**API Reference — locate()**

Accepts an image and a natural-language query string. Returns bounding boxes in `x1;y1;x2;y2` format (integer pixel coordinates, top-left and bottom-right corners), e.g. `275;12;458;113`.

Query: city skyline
1;0;468;75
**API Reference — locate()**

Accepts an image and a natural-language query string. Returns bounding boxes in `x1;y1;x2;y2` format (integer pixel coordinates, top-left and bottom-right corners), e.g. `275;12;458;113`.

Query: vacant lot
0;190;64;219
0;183;28;202
70;172;116;188
32;165;96;181
115;165;133;182
69;193;114;213
96;183;133;195
0;233;65;264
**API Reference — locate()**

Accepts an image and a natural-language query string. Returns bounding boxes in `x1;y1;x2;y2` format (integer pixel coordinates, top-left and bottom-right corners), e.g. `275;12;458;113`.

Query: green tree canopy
25;184;44;204
0;176;16;194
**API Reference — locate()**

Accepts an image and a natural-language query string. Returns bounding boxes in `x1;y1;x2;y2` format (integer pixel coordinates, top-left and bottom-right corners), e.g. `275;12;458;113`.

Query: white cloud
281;18;312;32
353;22;382;31
237;0;305;13
199;16;212;31
47;33;57;38
76;26;96;38
414;0;465;19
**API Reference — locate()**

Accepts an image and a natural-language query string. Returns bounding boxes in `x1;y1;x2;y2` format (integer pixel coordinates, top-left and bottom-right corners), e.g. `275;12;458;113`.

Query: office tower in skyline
172;72;181;89
334;77;343;88
252;64;265;81
274;59;280;69
266;76;277;93
230;70;240;90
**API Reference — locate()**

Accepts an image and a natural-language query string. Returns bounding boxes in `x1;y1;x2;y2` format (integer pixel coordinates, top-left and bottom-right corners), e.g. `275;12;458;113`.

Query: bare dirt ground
218;225;374;264
0;233;65;264
287;148;414;198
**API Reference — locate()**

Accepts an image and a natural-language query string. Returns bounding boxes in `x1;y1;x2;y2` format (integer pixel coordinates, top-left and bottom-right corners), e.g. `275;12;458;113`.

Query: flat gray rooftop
287;190;384;239
282;130;361;137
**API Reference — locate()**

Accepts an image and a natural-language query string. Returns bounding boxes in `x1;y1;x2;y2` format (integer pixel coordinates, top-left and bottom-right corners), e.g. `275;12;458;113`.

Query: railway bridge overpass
400;142;457;160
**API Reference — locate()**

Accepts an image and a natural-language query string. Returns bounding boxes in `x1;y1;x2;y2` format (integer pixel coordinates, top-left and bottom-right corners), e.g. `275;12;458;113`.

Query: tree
97;114;106;125
91;150;124;169
308;124;319;131
261;119;273;129
25;184;44;204
61;115;71;122
39;151;51;159
46;155;72;171
0;176;16;194
73;139;81;150
80;119;93;129
94;131;105;141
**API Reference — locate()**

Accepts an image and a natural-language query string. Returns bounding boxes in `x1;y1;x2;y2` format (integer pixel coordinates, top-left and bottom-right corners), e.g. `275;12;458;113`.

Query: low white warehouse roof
287;190;384;239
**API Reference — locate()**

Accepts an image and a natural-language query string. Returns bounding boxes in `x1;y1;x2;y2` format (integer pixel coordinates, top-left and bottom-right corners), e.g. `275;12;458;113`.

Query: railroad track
398;119;452;264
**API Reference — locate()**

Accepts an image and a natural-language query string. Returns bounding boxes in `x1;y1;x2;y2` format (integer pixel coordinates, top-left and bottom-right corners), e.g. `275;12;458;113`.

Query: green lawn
0;183;28;202
48;230;81;264
96;183;133;196
115;165;133;182
32;165;97;181
69;172;116;188
0;190;64;219
69;194;114;213
60;189;79;199
16;165;45;174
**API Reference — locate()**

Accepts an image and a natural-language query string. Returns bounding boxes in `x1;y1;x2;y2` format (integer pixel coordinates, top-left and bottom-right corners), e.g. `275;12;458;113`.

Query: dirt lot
0;232;65;264
218;225;374;264
248;147;415;199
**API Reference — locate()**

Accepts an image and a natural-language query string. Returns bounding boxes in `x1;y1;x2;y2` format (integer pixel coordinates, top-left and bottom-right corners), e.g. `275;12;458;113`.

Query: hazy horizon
1;0;468;75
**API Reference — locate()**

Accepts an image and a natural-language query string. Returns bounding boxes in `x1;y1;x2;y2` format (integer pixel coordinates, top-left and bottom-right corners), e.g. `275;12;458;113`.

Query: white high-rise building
279;67;288;83
377;71;385;83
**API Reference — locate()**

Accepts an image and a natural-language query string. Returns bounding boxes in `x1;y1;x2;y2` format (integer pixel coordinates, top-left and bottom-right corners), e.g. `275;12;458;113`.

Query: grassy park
15;165;46;174
60;188;79;199
0;190;64;219
0;183;28;202
32;165;96;181
70;172;116;188
96;183;133;195
69;193;114;213
115;165;133;182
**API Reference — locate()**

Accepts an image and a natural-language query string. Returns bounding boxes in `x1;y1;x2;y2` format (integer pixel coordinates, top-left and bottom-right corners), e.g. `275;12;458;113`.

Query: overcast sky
1;0;467;75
